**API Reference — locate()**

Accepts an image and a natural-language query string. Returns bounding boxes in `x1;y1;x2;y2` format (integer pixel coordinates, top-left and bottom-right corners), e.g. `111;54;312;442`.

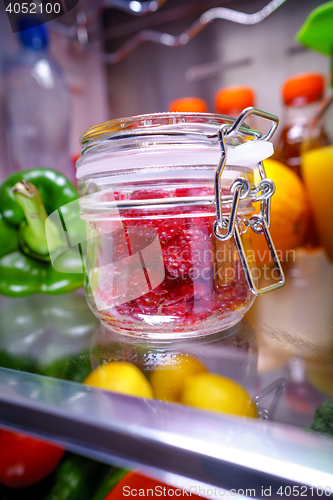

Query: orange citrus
181;373;257;418
251;158;310;265
84;361;153;398
150;353;207;402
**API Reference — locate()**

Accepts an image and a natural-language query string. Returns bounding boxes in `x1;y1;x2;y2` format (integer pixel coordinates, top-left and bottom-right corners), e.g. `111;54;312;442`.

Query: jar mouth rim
80;111;257;150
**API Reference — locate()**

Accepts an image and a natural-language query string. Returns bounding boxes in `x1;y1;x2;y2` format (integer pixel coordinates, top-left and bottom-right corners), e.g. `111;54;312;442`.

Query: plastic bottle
273;73;326;178
4;19;73;182
214;85;255;117
168;97;208;113
214;85;256;131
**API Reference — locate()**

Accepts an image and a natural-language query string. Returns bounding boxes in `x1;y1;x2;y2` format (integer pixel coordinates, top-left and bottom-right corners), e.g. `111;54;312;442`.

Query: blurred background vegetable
0;169;83;297
0;428;64;489
309;400;333;437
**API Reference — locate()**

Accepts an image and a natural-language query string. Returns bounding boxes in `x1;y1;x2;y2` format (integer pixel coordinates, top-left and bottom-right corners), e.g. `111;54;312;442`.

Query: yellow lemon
181;373;257;418
252;158;310;264
84;361;153;398
150;354;207;402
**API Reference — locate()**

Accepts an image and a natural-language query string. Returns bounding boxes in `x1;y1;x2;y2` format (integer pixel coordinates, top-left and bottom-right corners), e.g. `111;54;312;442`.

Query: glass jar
77;110;284;338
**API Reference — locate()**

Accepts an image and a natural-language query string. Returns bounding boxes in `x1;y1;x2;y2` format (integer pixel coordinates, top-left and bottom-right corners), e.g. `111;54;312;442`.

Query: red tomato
104;471;202;499
0;427;65;488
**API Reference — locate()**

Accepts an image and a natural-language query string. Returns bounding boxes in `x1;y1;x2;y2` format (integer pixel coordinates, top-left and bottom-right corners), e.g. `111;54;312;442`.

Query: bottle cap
18;17;48;50
168;97;208;113
282;73;324;106
215;86;255;115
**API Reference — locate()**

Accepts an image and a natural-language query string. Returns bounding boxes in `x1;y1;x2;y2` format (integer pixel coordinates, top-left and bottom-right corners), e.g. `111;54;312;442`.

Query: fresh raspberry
100;191;127;202
162;228;212;278
135;286;164;313
174;186;231;198
123;225;158;257
115;283;165;318
121;209;154;228
157;215;186;245
122;206;187;246
161;298;192;317
100;229;129;262
193;281;211;300
162;278;193;302
157;278;194;317
95;187;251;329
91;219;124;237
163;234;191;278
174;186;231;234
179;283;194;300
175;186;214;198
115;301;133;316
97;260;150;309
130;189;170;200
120;189;189;246
181;298;219;325
174;187;215;234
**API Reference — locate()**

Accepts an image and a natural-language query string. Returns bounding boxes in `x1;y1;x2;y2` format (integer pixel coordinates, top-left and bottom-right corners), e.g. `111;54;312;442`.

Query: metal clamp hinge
213;107;285;295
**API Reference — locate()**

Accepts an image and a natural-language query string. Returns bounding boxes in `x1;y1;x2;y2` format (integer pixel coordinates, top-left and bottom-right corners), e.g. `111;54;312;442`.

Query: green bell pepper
0;168;84;296
0;292;99;379
90;466;129;500
43;454;114;500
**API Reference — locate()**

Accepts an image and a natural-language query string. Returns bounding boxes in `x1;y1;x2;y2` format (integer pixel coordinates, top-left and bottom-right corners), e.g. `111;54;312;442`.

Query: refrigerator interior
0;0;333;495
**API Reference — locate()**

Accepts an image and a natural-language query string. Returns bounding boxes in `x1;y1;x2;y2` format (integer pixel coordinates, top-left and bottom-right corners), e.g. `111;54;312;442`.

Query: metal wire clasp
213;107;285;296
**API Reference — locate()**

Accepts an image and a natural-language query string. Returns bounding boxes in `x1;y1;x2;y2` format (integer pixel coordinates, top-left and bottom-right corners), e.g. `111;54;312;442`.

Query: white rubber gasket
76;141;274;180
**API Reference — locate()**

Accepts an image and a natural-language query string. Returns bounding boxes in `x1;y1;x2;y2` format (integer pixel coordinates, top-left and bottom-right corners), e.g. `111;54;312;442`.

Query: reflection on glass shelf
246;248;333;361
0;283;287;427
0;291;99;381
0;249;333;488
245;248;333;428
0;364;332;491
90;322;258;397
0;248;332;432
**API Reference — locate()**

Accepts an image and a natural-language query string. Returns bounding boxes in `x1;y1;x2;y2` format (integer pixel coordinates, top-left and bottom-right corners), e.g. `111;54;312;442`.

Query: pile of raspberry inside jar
95;186;252;330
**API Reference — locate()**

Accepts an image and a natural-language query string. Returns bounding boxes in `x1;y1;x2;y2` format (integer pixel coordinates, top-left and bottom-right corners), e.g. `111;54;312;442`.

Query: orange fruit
251;158;310;265
84;361;153;398
180;373;258;418
150;354;207;402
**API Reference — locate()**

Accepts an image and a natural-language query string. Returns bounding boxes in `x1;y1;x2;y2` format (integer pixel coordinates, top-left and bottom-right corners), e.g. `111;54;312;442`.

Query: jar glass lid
77;112;274;180
80;112;265;149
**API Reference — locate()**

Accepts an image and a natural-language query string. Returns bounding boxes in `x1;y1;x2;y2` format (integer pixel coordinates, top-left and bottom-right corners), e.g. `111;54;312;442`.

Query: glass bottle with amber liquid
273;73;326;178
273;73;328;248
